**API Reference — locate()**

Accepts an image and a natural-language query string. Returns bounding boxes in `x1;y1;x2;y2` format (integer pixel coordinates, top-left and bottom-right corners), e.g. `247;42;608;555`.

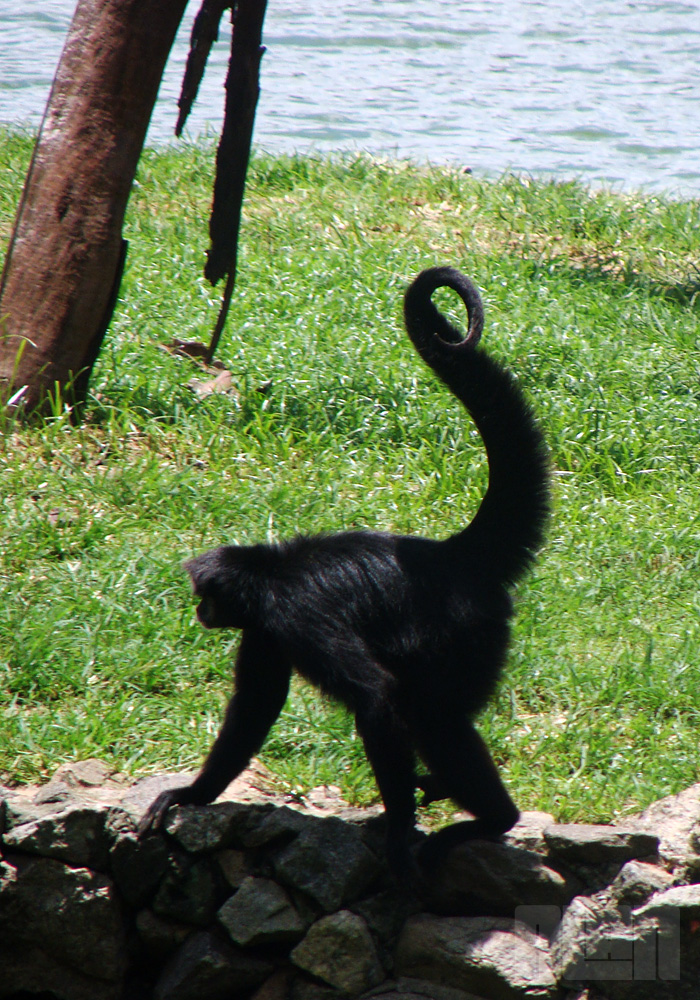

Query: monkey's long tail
403;266;550;585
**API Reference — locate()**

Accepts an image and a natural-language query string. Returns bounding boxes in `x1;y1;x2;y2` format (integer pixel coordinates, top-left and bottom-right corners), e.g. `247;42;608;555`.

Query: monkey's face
192;584;250;630
194;591;221;629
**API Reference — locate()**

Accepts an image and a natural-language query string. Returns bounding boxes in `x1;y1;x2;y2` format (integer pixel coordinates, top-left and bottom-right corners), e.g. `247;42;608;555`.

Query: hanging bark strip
175;0;232;138
0;0;189;415
203;0;268;363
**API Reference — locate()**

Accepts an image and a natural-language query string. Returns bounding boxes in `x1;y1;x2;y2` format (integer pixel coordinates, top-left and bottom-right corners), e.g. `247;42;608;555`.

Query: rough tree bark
0;0;189;415
175;0;268;362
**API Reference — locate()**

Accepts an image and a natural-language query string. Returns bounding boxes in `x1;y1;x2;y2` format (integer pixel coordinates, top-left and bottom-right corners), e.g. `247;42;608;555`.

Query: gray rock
391;977;494;1000
245;804;314;846
0;855;126;983
154;930;273;1000
610;861;674;908
504;812;557;853
250;969;295;1000
353;888;423;945
551;895;636;985
633;883;700;920
15;762;700;1000
624;782;700;870
28;760;115;808
152;854;220;926
135;908;191;962
0;945;122;1000
119;771;199;822
291;909;385;994
423;839;574;916
47;758;115;790
218;876;309;946
110;829;170;907
215;847;252;889
551;889;695;1000
543;825;659;865
2;802;112;869
2;793;59;828
274;815;380;912
163;800;274;853
550;891;684;992
289;977;343;1000
395;913;558;1000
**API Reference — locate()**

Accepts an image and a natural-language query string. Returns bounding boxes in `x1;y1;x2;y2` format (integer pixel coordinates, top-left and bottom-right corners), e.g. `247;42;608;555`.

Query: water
1;0;699;195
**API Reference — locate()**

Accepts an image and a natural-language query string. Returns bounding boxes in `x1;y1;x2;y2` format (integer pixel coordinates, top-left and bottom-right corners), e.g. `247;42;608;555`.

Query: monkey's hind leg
413;710;519;870
355;701;419;879
416;772;451;806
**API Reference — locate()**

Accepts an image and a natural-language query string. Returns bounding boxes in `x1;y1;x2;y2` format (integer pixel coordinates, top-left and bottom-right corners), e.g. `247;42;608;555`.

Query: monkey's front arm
139;630;291;835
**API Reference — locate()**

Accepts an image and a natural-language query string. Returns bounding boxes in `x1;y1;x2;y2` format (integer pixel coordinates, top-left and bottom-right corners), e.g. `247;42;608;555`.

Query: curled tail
403;266;550;584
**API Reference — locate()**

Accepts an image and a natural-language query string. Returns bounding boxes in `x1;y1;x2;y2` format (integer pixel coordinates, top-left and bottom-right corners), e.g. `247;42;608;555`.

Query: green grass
2;129;700;826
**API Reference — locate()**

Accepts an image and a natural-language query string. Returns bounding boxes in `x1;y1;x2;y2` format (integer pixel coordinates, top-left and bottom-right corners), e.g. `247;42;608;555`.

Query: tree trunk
0;0;189;415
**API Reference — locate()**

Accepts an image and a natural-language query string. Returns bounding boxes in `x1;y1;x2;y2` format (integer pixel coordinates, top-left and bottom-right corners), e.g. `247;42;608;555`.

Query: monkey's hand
137;785;195;836
416;773;450;807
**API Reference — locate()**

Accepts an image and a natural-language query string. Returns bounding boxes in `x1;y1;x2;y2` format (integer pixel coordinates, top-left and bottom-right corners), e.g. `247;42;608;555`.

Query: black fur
139;267;550;874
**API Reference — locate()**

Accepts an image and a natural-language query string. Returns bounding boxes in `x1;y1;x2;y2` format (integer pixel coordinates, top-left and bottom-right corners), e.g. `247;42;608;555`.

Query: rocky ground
2;760;700;1000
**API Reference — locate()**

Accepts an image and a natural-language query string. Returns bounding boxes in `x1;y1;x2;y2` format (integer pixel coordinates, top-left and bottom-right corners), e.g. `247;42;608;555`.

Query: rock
218;876;309;946
395;913;558;1000
622;783;700;870
119;771;200;824
633;883;700;920
549;890;685;994
154;930;274;1000
423;839;574;916
551;887;699;1000
0;945;122;1000
135;908;191;962
291;910;384;994
251;969;295;1000
391;977;494;1000
609;861;674;908
215;847;252;889
0;855;126;984
52;758;115;788
12;761;700;1000
273;815;380;912
110;829;170;907
301;783;383;823
245;804;314;846
28;759;116;808
163;801;275;853
122;761;285;827
152;853;221;926
543;824;659;865
551;894;634;985
289;977;344;1000
504;812;557;853
2;801;112;870
353;888;423;945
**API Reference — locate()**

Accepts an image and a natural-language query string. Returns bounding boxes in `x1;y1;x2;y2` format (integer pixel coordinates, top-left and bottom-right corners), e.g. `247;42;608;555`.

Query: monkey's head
185;545;269;630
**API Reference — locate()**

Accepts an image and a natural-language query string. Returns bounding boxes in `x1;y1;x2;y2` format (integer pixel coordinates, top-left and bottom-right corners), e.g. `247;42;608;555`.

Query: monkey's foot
417;818;509;872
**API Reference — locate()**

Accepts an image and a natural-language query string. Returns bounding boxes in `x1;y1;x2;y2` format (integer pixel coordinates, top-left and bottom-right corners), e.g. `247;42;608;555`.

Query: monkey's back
267;530;512;717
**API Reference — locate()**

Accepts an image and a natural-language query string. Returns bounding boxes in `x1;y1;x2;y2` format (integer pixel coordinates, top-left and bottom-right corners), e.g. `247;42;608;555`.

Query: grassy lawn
1;129;700;825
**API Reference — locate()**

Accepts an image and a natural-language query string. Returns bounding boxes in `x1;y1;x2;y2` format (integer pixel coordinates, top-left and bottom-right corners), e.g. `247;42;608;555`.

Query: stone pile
2;760;700;1000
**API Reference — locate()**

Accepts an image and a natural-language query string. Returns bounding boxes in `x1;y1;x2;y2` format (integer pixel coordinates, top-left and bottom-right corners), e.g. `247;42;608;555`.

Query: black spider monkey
139;266;550;876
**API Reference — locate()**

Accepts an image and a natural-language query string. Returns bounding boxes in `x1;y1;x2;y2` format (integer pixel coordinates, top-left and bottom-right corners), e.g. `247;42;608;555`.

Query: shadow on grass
523;255;700;311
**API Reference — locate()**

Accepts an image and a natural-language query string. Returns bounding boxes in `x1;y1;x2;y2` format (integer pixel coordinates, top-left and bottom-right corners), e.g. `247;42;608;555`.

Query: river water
1;1;699;195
